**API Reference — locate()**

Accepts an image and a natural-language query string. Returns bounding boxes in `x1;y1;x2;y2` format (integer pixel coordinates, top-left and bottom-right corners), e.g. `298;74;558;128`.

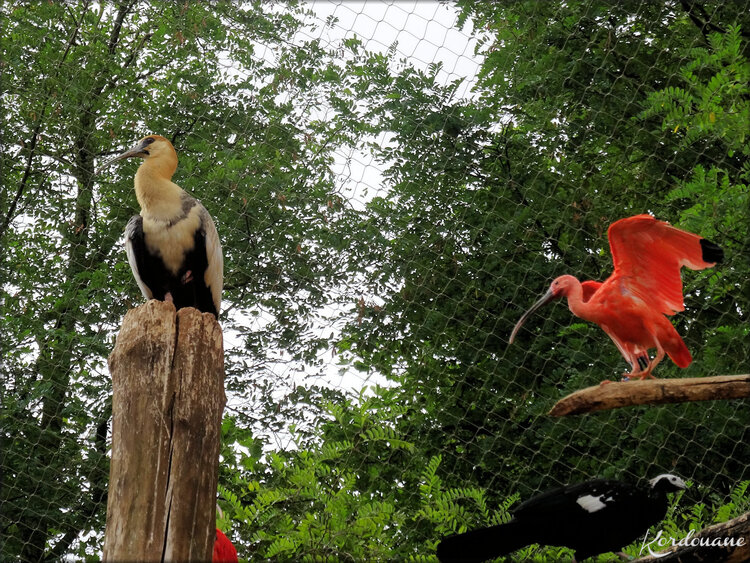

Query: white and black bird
98;135;223;317
436;474;686;562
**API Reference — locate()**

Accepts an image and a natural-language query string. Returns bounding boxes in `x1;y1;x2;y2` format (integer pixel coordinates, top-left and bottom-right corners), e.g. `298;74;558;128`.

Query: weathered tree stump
549;374;750;416
633;510;750;562
103;300;225;562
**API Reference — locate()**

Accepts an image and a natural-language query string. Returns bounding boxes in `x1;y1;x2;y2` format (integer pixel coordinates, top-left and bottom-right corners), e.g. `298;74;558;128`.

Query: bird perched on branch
97;135;223;317
437;474;686;562
510;214;722;379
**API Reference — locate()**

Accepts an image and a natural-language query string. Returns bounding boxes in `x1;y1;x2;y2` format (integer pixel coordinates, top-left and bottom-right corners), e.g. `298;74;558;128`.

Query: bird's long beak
95;138;151;174
509;288;558;345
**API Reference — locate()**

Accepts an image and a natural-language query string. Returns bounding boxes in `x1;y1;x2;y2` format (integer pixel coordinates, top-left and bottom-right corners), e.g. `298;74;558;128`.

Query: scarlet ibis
510;214;722;379
436;474;686;563
97;135;223;317
213;528;238;563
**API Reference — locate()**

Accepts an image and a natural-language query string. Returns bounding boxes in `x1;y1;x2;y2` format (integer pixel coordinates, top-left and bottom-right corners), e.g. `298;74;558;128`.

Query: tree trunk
103;300;225;562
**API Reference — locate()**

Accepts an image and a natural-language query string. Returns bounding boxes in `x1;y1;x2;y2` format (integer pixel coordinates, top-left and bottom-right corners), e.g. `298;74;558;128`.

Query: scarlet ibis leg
625;346;664;380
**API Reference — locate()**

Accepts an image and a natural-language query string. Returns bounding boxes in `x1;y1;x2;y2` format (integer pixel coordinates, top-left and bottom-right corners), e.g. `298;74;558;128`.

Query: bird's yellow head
96;134;178;178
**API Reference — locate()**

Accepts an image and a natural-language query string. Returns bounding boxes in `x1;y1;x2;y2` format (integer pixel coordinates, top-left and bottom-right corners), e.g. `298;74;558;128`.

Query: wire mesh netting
1;1;749;561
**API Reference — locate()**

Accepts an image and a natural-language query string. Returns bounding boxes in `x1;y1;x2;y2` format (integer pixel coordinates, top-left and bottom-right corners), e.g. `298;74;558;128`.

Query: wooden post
103;300;225;562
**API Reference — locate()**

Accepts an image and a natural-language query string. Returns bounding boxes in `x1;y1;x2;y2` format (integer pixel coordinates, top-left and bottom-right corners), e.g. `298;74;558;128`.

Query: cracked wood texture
103;300;225;562
549;374;750;416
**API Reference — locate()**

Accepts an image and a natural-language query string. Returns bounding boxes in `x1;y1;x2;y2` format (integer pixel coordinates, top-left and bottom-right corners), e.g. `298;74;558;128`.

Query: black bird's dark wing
125;215;163;301
436;478;671;563
513;479;627;519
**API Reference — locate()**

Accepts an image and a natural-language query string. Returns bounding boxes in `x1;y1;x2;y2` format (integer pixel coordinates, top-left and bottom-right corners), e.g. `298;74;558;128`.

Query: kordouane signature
640;528;747;558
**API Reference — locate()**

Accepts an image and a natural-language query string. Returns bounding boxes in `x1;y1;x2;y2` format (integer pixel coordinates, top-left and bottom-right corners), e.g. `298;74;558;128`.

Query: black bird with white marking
98;135;223;317
436;474;686;562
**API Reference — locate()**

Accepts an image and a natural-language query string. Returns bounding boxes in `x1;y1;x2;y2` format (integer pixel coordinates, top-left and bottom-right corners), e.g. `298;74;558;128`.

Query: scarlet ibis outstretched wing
607;214;723;316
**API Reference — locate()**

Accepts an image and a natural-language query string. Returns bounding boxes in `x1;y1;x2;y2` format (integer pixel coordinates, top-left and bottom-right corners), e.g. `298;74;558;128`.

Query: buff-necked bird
98;135;223;317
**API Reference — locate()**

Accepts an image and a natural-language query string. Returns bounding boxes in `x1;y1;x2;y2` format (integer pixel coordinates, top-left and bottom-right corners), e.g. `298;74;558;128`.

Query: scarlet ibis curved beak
509;287;558;345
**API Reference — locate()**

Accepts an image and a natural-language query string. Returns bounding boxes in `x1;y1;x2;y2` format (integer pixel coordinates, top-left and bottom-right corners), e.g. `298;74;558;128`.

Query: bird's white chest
142;206;202;275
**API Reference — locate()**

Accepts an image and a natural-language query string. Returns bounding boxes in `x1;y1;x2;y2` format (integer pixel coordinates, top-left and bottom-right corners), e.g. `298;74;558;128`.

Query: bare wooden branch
549;374;750;417
633;510;750;562
103;300;225;562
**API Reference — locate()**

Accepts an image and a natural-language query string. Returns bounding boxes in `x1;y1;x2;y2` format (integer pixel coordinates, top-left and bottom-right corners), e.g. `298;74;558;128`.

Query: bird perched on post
436;474;686;563
509;214;722;379
97;135;223;317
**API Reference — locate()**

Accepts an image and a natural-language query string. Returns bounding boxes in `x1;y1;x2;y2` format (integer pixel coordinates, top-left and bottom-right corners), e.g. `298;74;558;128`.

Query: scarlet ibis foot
629;371;657;381
621;370;657;381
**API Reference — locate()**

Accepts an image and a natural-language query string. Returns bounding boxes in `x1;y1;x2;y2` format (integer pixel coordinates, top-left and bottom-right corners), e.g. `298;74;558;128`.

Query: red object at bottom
213;528;238;563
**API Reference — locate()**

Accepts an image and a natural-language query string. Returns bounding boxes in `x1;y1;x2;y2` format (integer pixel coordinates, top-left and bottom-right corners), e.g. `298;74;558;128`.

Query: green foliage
218;400;416;561
2;1;750;561
220;414;750;563
416;454;519;538
329;1;750;519
0;1;363;559
219;411;515;562
640;25;750;153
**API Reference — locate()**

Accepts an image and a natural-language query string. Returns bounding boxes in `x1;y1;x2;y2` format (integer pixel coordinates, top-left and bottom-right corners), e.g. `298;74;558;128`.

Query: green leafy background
1;1;748;561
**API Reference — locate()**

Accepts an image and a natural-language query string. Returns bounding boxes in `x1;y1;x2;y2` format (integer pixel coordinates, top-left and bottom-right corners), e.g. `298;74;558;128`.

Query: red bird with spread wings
510;214;723;379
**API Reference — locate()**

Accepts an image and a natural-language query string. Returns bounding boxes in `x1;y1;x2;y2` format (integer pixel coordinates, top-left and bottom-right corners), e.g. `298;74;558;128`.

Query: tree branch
549;374;750;416
679;0;726;44
107;1;135;55
0;126;40;241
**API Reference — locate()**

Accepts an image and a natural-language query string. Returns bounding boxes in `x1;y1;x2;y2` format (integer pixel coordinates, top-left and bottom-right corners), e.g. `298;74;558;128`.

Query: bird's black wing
438;479;672;563
517;479;657;559
169;199;222;317
511;479;616;519
125;215;160;300
197;204;222;315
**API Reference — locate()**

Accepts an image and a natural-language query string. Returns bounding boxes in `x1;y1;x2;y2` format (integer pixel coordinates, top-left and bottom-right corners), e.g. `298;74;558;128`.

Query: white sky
302;1;484;208
305;0;481;97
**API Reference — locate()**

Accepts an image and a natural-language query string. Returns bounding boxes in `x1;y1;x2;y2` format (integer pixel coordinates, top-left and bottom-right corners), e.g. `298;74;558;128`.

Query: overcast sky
305;1;481;96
